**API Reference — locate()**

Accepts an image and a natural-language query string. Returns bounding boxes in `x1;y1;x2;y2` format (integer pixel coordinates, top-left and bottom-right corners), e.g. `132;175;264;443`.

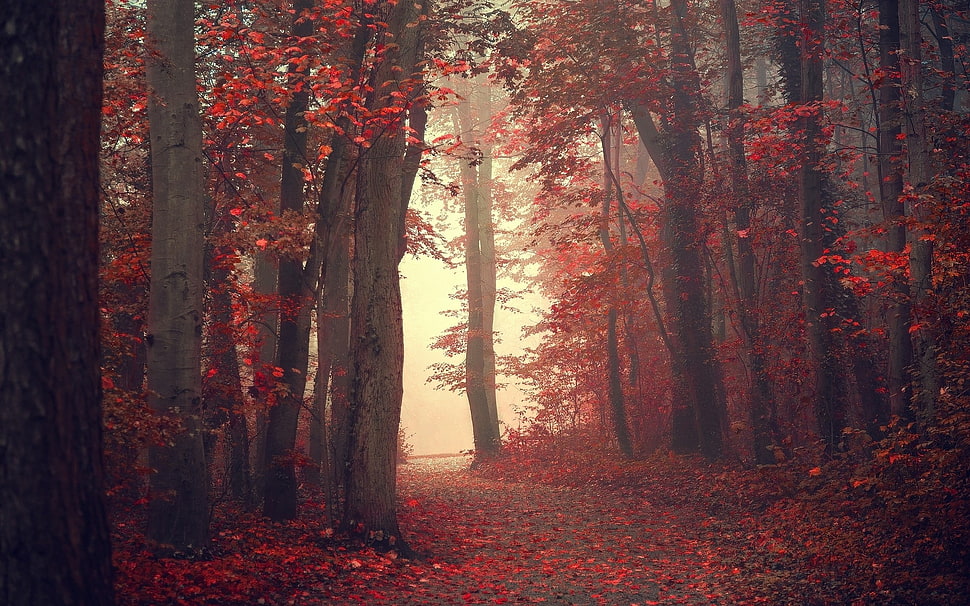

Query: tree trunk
599;113;633;458
0;3;114;603
797;0;849;448
263;0;315;522
344;0;428;550
308;19;374;515
314;211;353;521
878;0;912;421
719;0;778;463
205;202;249;501
250;248;278;509
145;0;210;554
475;85;501;448
629;0;727;459
900;0;939;421
457;83;501;461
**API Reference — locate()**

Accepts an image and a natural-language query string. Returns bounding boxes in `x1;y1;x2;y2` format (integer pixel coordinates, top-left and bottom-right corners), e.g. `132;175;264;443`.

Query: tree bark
900;0;939;421
263;0;315;521
878;0;912;421
476;88;501;439
457;82;501;461
796;0;849;448
205;202;249;501
599;113;633;458
145;0;210;553
719;0;778;463
0;2;114;603
313;209;353;521
250;247;278;509
344;0;428;550
628;0;727;459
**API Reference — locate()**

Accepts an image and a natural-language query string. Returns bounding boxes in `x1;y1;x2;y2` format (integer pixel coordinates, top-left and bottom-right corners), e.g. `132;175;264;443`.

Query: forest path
319;455;774;605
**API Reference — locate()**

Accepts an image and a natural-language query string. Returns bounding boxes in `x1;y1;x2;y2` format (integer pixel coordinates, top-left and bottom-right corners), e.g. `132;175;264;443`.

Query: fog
400;254;474;455
400;252;540;456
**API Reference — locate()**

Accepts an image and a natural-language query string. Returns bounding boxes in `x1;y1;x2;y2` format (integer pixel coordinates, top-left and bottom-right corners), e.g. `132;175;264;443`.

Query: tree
899;0;939;420
876;0;913;420
598;111;633;458
343;0;429;549
714;0;780;464
0;2;114;604
456;77;502;461
144;0;210;553
263;0;316;522
265;1;372;521
629;0;727;459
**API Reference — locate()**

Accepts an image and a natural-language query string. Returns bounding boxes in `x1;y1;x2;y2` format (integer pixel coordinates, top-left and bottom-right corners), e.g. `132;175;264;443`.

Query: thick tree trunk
0;3;114;603
629;0;727;459
264;0;315;521
344;0;428;550
345;139;409;545
145;0;210;554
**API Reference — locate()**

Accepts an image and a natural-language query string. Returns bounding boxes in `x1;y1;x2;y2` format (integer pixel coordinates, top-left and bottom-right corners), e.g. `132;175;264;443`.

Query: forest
1;0;968;604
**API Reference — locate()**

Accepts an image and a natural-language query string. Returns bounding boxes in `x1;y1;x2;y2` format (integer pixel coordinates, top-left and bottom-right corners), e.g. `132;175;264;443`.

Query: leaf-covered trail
319;455;766;605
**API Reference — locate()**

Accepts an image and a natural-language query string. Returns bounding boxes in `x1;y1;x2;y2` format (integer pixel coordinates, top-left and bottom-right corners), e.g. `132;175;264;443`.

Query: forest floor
114;449;965;605
331;454;772;605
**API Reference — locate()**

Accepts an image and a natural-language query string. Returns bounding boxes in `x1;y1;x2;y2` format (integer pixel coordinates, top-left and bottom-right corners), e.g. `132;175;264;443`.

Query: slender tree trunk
929;7;956;112
263;0;315;521
344;0;428;550
475;85;501;443
719;0;778;463
0;2;114;602
878;0;912;421
314;211;353;521
309;20;374;515
900;0;939;420
599;113;633;458
457;84;501;461
105;285;148;497
797;0;849;448
145;0;210;554
251;249;278;509
205;203;249;501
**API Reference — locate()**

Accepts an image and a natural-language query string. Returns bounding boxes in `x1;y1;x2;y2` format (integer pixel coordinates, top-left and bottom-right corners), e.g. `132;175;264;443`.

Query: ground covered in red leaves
114;450;967;605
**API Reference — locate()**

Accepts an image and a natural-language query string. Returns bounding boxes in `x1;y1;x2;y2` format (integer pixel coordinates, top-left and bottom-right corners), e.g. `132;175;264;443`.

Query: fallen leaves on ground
113;449;966;605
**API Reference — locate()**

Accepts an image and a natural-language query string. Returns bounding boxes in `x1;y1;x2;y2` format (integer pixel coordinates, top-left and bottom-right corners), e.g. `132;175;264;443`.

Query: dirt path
318;455;763;605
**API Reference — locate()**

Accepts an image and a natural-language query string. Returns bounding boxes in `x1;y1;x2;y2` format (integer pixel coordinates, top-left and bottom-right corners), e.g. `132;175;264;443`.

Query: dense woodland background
2;0;970;604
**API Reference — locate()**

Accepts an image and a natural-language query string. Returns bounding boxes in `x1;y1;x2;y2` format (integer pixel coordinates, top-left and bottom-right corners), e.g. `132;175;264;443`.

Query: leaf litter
115;452;891;605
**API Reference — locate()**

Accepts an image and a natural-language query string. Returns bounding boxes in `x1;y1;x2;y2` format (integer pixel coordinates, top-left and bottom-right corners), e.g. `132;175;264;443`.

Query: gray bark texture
344;0;428;550
145;0;210;553
263;0;315;522
457;82;502;461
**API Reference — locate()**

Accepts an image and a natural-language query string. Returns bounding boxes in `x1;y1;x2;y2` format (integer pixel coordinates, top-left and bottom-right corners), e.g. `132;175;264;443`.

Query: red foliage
112;442;968;605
